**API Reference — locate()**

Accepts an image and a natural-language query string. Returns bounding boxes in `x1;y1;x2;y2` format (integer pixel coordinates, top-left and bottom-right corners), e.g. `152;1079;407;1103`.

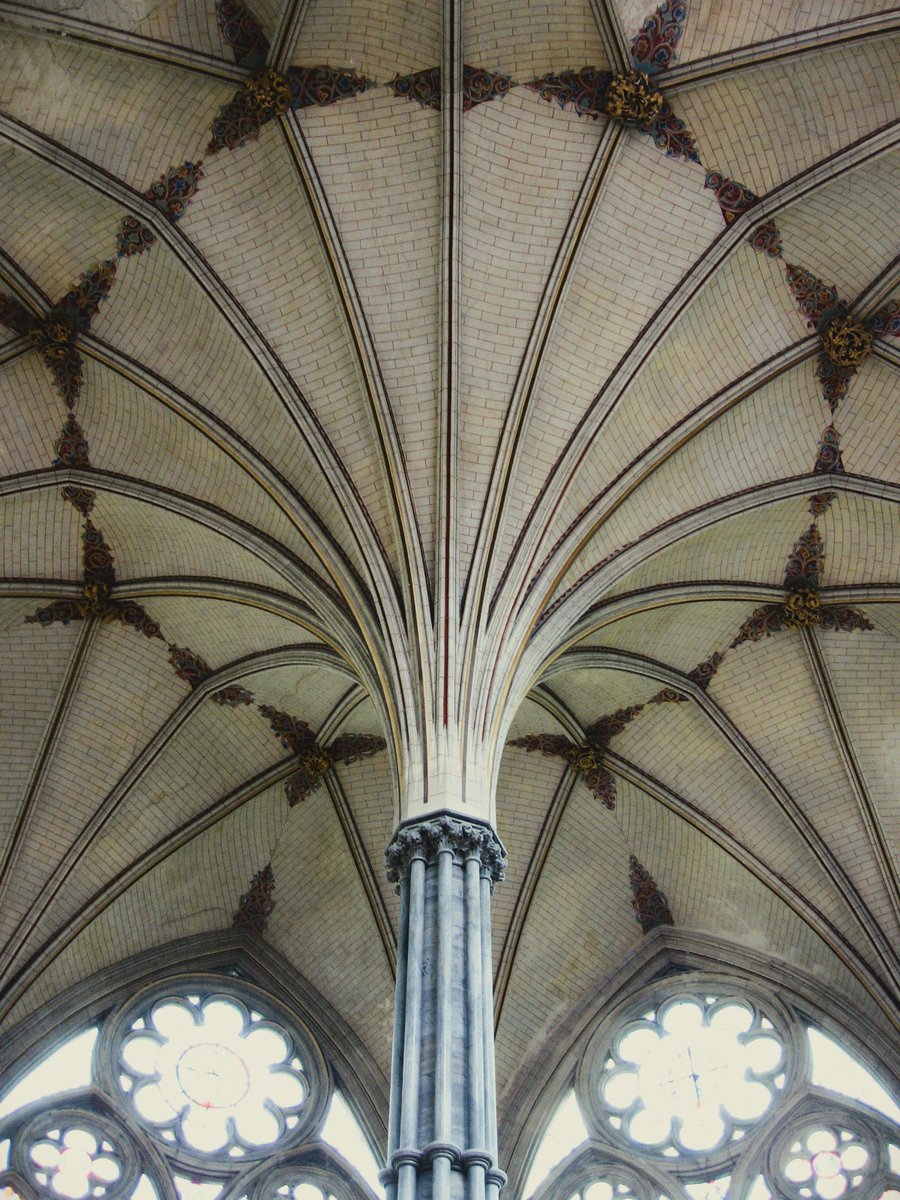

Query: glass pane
599;994;783;1156
129;1177;159;1200
807;1029;900;1122
321;1091;384;1196
684;1179;730;1200
775;1119;875;1200
521;1092;590;1198
119;993;307;1157
583;1183;613;1200
0;1031;98;1121
746;1177;772;1200
173;1177;224;1200
292;1186;322;1200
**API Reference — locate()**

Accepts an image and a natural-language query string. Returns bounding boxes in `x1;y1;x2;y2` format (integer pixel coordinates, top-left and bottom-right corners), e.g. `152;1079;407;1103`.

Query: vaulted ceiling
0;0;897;1180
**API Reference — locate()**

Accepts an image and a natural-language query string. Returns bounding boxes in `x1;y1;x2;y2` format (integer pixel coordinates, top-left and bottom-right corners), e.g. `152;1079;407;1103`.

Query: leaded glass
13;1112;137;1200
98;987;320;1162
595;993;784;1156
531;973;899;1200
766;1114;894;1200
0;975;377;1200
117;995;306;1154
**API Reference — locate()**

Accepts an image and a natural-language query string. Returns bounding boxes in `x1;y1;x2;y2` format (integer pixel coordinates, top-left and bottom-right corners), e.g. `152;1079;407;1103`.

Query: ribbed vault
0;0;897;1173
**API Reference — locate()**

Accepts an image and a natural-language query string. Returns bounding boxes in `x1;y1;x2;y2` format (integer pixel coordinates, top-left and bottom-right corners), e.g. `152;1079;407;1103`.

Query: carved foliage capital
385;815;507;883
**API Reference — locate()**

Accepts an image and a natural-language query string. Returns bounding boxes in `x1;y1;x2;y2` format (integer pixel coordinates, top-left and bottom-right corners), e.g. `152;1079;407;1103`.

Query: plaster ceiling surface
0;0;898;1173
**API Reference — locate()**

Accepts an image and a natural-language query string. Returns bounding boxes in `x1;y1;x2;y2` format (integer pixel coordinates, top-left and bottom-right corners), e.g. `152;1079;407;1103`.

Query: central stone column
382;813;507;1200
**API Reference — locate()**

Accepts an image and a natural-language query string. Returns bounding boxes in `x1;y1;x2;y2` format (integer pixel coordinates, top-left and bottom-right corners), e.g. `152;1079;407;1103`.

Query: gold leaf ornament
244;69;293;119
604;70;664;129
782;589;820;629
820;313;872;370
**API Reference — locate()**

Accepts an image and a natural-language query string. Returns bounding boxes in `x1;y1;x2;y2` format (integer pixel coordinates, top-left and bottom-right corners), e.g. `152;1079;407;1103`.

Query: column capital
385;811;507;883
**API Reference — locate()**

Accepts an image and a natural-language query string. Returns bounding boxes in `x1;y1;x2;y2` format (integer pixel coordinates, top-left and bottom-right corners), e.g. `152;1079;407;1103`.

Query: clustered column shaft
383;814;507;1200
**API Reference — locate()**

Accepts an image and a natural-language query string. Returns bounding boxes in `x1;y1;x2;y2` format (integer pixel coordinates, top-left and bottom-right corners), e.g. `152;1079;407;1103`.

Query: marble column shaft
382;814;507;1200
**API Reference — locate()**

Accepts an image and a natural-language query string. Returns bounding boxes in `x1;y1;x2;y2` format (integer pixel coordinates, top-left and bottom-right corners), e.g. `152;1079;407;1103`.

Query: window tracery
530;974;899;1200
775;1121;872;1199
0;977;378;1200
16;1112;138;1200
595;994;785;1155
110;993;308;1156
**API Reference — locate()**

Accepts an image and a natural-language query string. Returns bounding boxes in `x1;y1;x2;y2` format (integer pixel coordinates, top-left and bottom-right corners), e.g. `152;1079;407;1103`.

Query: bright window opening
0;1031;98;1123
0;982;380;1200
529;980;899;1200
599;996;782;1155
807;1029;900;1124
321;1092;382;1197
121;996;306;1153
523;1091;589;1198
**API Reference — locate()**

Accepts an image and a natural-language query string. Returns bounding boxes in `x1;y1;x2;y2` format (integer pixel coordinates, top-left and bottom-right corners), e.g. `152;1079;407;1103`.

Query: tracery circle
534;1154;661;1200
249;1157;373;1200
98;982;328;1164
771;1120;878;1200
175;1043;252;1108
13;1111;138;1200
271;1180;335;1200
582;986;789;1161
569;1178;642;1200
